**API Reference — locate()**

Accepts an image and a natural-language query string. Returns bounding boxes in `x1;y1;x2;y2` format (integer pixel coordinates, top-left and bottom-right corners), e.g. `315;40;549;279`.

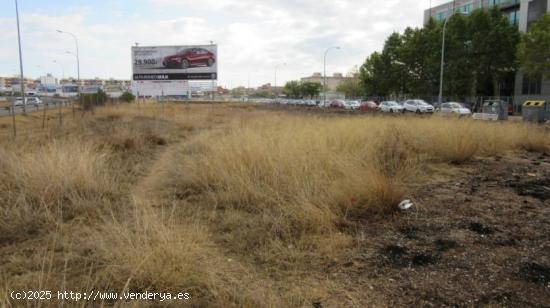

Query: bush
120;91;136;103
80;89;108;110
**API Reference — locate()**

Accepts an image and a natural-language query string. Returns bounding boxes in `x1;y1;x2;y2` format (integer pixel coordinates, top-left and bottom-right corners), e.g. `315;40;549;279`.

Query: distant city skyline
0;0;449;88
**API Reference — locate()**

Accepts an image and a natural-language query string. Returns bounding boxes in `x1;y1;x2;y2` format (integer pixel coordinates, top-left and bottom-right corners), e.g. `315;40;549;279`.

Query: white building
39;74;57;87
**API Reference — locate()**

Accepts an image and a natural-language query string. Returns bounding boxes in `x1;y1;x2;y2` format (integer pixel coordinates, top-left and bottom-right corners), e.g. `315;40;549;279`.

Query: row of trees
283;81;322;98
356;8;549;99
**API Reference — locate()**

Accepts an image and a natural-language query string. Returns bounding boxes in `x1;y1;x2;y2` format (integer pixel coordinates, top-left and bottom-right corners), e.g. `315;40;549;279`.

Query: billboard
132;45;217;81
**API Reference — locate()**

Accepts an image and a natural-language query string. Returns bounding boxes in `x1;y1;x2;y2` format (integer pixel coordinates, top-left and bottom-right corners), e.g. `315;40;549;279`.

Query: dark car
359;101;378;112
162;48;215;69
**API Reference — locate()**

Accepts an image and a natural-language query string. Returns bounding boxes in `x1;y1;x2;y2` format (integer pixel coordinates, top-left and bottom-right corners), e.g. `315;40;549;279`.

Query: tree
358;8;520;98
250;90;271;98
300;81;321;98
336;69;364;98
283;81;302;98
230;87;245;98
518;13;550;80
468;8;520;96
444;13;473;98
359;52;389;96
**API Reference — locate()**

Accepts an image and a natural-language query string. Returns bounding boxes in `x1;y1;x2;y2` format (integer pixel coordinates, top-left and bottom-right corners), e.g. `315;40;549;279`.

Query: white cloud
0;0;433;87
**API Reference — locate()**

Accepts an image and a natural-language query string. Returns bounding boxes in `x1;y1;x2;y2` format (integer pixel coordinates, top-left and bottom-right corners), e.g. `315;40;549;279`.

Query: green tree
283;81;302;98
300;81;321;98
518;13;550;80
230;87;245;98
359;8;520;98
359;52;389;96
468;8;520;96
250;90;271;98
443;13;473;99
336;69;365;98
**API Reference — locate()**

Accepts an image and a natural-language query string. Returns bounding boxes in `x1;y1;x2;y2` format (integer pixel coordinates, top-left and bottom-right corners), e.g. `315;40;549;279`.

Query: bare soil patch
335;153;550;307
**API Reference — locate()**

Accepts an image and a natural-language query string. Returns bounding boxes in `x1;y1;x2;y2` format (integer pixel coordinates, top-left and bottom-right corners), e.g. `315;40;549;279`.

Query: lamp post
438;11;466;105
65;50;78;78
57;30;79;82
57;29;80;106
53;60;65;80
323;46;340;106
15;0;26;119
438;17;450;105
274;63;286;98
65;50;78;116
53;60;64;94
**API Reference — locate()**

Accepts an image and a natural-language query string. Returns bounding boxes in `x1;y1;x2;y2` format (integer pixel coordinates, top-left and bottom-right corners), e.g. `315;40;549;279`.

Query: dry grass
1;103;549;306
0;140;116;243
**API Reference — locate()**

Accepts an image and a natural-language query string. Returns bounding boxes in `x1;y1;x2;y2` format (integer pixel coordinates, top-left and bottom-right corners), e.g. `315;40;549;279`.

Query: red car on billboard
162;48;216;69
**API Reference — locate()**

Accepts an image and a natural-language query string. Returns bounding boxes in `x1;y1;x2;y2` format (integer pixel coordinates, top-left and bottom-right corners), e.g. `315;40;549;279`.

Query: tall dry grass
0;140;117;243
2;103;549;306
145;115;549;264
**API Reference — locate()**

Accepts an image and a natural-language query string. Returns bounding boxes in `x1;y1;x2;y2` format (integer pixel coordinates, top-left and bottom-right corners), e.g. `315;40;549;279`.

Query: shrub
120;91;136;103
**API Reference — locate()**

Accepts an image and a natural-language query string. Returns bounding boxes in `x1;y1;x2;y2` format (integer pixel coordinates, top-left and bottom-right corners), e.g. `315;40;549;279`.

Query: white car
403;99;434;113
439;102;471;116
14;97;26;106
27;97;43;105
379;101;405;113
345;100;361;110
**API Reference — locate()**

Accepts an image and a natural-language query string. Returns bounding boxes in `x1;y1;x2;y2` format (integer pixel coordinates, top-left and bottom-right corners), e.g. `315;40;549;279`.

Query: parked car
162;48;215;69
14;97;26;106
344;100;361;110
378;101;405;113
439;102;471;116
27;97;42;105
359;101;379;112
329;99;345;108
403;99;434;113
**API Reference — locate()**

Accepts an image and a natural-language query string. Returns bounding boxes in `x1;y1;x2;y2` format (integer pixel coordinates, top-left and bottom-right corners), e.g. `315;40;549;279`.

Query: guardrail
0;100;74;117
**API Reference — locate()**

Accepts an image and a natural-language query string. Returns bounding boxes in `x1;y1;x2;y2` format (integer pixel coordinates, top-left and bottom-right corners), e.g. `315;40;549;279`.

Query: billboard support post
161;88;165;117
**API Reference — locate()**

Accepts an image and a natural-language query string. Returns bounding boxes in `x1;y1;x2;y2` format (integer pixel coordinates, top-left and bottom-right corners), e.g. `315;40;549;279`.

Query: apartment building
301;72;350;92
424;0;521;25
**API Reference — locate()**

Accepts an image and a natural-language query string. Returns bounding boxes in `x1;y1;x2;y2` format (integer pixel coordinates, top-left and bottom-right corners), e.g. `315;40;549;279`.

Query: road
0;97;73;117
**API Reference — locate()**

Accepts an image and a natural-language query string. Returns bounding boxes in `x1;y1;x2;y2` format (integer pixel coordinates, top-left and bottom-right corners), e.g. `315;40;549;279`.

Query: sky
0;0;448;88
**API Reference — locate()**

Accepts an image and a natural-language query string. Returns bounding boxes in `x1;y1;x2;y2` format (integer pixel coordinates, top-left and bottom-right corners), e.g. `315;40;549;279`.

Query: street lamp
53;60;64;94
57;29;80;92
65;50;78;81
274;63;286;98
35;65;43;94
438;12;466;105
438;17;450;105
53;60;65;80
15;0;26;119
323;46;340;106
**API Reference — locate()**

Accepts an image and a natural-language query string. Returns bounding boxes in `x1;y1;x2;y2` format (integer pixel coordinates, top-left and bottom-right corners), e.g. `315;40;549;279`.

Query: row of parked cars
327;99;474;115
14;97;43;106
260;98;472;115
